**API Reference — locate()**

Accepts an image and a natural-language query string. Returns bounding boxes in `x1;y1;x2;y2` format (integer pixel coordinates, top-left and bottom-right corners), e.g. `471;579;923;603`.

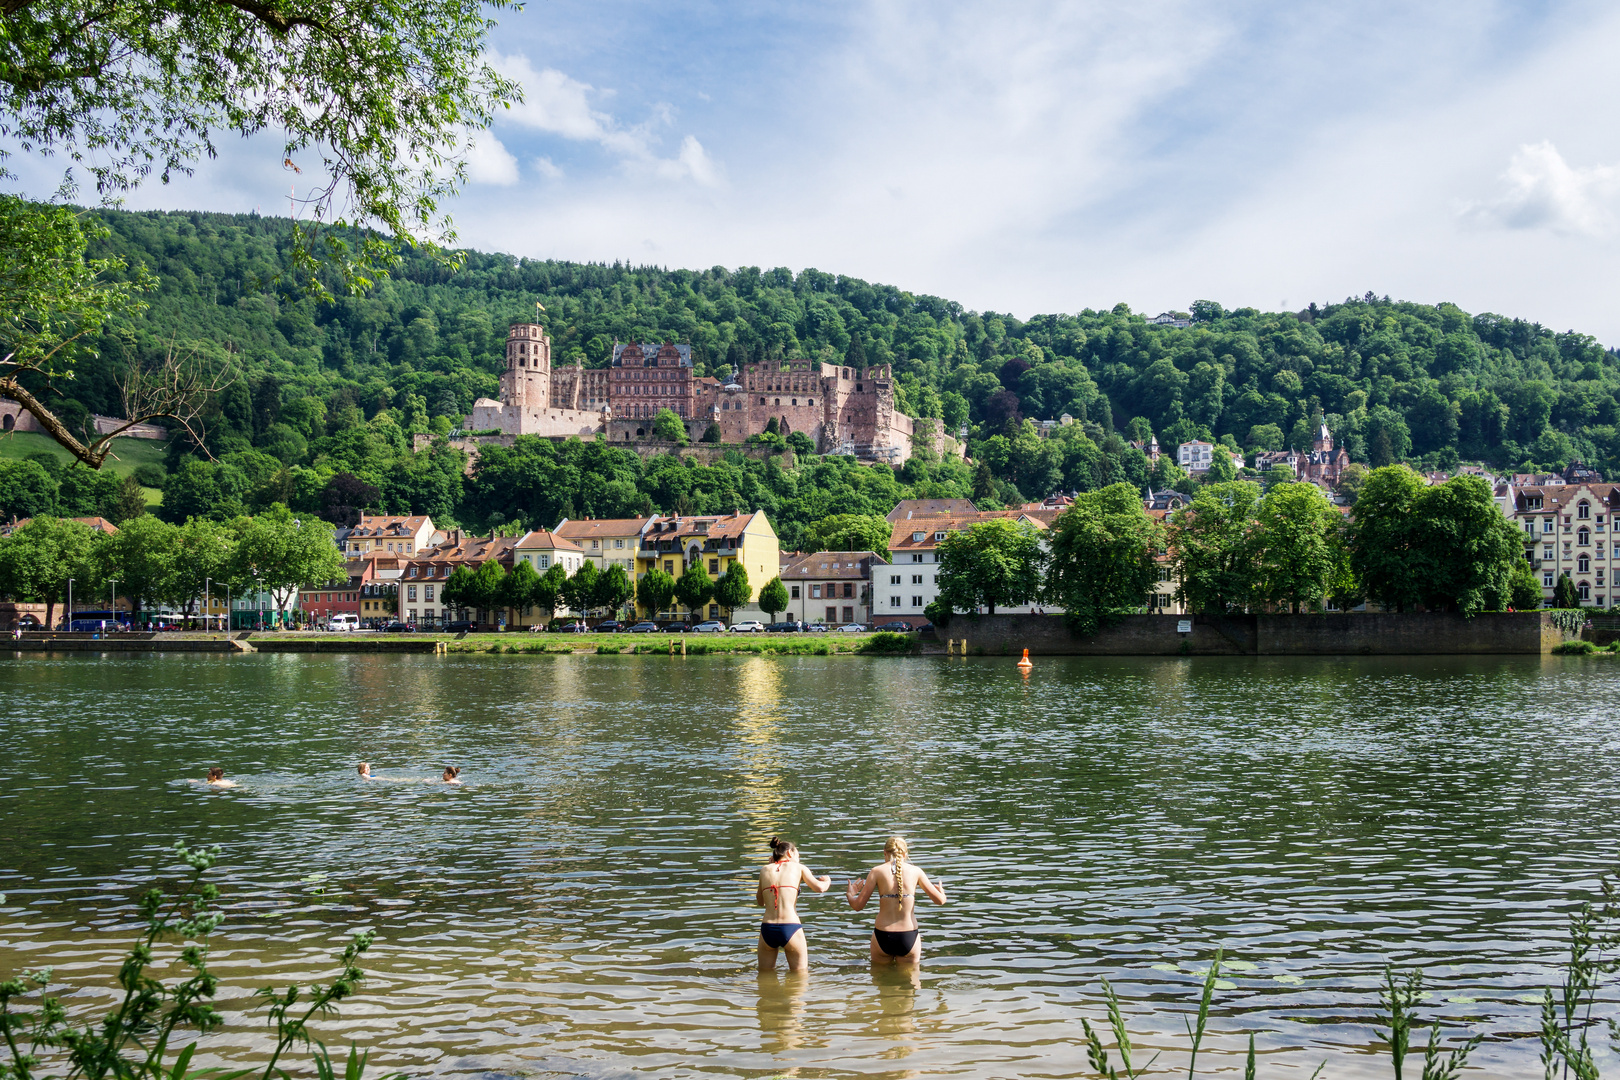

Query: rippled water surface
2;652;1618;1078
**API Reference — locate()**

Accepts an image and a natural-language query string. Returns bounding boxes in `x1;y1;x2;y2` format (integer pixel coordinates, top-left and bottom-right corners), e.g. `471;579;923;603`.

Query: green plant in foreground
0;843;396;1080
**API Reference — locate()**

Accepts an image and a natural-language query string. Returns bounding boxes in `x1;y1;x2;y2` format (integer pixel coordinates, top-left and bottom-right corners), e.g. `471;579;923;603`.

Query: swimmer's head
206;767;224;782
358;762;370;776
769;836;796;862
442;766;460;781
884;836;908;862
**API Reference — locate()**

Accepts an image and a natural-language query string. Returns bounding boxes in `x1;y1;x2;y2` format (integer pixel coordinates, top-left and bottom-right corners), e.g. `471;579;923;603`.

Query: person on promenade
441;766;461;784
755;836;831;972
845;836;945;965
204;767;236;788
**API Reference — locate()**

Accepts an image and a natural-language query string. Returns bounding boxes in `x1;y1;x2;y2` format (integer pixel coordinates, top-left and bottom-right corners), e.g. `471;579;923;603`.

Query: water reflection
755;968;810;1053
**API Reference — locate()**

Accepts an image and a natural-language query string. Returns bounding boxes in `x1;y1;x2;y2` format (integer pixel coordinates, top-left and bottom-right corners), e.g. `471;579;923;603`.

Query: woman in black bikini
755;836;831;972
845;835;946;965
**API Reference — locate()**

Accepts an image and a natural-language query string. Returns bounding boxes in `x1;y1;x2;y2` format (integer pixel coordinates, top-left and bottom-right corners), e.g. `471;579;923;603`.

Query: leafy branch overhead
0;0;522;290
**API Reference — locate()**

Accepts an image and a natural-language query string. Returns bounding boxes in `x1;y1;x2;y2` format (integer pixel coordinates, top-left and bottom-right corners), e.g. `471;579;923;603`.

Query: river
0;652;1616;1078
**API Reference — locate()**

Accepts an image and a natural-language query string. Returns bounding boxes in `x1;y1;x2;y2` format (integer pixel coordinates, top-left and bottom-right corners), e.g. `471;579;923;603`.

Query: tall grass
0;843;397;1080
1083;887;1620;1079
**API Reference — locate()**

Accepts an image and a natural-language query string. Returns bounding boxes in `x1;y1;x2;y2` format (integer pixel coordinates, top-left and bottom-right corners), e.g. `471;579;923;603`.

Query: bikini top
763;859;798;906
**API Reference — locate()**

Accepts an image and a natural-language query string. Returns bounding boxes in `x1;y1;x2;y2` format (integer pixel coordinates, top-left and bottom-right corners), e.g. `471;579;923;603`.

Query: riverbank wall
936;611;1564;656
3;633;446;654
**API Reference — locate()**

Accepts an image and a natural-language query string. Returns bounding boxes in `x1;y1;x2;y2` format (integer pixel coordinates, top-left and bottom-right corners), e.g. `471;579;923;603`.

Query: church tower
503;323;551;409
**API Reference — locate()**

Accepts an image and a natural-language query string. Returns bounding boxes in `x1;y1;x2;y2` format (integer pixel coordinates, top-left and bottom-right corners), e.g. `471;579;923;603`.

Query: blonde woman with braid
846;836;946;965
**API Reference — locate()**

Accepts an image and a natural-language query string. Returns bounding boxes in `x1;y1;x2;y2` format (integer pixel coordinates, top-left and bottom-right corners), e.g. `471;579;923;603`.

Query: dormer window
935;531;947;541
912;531;925;542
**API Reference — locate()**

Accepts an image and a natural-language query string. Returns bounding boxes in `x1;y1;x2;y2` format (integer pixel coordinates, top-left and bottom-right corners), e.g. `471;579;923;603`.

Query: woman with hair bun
845;836;946;965
754;836;831;972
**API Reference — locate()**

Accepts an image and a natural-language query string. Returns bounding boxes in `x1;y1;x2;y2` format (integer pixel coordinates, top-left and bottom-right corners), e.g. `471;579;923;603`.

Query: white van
328;614;360;632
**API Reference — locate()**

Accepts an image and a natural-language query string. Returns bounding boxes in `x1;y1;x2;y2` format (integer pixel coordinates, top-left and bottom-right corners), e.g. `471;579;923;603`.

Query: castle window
792;399;797;406
759;398;765;405
774;398;780;406
857;384;863;392
808;399;814;406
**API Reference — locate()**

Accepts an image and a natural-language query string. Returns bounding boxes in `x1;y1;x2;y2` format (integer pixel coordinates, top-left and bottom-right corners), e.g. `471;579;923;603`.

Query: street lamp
205;577;211;634
109;578;117;631
65;577;73;631
223;584;232;632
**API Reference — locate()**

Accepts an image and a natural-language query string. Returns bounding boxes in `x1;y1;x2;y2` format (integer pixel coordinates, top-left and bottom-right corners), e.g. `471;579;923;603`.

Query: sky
15;0;1620;341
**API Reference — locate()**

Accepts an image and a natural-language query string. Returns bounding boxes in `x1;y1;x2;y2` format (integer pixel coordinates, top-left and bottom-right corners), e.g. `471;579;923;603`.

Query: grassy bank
0;429;168;504
243;630;923;656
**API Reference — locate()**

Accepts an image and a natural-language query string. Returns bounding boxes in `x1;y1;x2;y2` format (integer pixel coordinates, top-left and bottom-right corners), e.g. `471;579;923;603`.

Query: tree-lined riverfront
1;652;1617;1078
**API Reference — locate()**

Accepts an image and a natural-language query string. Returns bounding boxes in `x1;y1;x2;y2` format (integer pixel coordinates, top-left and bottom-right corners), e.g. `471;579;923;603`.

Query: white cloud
463;132;520;186
1461;141;1619;236
488;51;715;182
533;156;563;180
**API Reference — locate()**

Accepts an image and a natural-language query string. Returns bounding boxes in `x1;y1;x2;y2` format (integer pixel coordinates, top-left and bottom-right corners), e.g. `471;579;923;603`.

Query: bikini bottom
874;928;919;957
760;923;802;949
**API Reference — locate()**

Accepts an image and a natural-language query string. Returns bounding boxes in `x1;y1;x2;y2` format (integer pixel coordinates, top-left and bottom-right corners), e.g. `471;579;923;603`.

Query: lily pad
302;872;328;884
1445;996;1477;1005
1225;961;1258;972
1214;979;1238;991
1518;993;1545;1003
1272;974;1304;985
1151;963;1181;973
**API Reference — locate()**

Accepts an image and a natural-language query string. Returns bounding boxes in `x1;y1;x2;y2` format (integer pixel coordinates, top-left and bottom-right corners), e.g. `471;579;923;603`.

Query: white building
869;511;1060;624
1178;440;1244;473
1507;483;1620;607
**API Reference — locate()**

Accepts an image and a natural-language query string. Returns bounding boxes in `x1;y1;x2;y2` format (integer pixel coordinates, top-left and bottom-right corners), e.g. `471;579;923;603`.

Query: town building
469;324;936;460
406;532;526;628
1178;440;1245;473
342;515;444;558
781;551;884;625
886;499;977;522
1508;483;1620;607
2;515;121;537
553;517;652;575
299;558;384;627
635;511;780;621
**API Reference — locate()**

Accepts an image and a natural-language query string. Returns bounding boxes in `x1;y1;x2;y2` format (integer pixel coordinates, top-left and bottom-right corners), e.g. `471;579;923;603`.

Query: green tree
468;559;508;619
536;562;568;618
1337;462;1370;505
0;458;58;519
1042;482;1164;635
229;505;345;620
110;474;149;524
503;559;541;618
1203;450;1238;484
1554;572;1580;609
1348;466;1427;612
1410;475;1528;615
1251;482;1338;613
636;566;675;617
88;513;177;623
439;564;475;617
167;516;236;616
561;560;599;617
0;515;101;627
936;518;1045;616
652;408;688;444
673;561;713;620
713;561;751;618
802;513;892;558
786;431;816;456
1168;481;1263;614
594;563;634;617
758;575;789;620
1509;558;1543;610
701;423;722;443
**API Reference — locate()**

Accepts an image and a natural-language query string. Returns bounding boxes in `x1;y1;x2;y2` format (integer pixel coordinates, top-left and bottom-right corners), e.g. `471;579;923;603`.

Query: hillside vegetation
6;207;1612;535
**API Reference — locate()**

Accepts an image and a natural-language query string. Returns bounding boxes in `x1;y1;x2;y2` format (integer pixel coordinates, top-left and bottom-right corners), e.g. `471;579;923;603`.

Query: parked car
661;621;690;632
595;620;625;633
692;620;726;632
833;623;868;633
556;621;589;633
445;620;479;633
381;622;415;633
765;621;801;633
328;614;359;632
729;620;766;633
874;621;915;632
803;623;829;633
626;621;660;633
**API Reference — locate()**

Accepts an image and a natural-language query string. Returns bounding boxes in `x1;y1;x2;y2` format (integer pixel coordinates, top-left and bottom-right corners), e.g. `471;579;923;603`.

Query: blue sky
20;0;1620;340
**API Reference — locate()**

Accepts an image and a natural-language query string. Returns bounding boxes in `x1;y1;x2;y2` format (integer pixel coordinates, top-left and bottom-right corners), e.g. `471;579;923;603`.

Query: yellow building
636;512;779;621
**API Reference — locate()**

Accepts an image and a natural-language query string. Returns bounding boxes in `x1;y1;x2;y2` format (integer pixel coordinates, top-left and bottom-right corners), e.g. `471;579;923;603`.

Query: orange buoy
1016;648;1033;670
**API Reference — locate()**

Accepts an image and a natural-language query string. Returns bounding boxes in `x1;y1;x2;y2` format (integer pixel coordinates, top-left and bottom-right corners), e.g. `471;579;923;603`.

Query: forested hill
66;208;1620;488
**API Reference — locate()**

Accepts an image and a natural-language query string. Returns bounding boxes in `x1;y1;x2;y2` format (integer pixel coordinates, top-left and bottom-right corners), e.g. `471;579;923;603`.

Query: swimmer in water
846;835;945;965
441;766;461;784
205;767;236;789
755;836;831;972
358;762;373;779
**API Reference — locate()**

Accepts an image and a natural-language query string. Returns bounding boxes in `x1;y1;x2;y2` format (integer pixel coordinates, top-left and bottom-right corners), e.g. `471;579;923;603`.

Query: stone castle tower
502;323;551;408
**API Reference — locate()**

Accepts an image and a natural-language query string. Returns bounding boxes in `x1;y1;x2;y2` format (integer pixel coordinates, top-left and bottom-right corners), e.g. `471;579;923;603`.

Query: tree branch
0;374;110;466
